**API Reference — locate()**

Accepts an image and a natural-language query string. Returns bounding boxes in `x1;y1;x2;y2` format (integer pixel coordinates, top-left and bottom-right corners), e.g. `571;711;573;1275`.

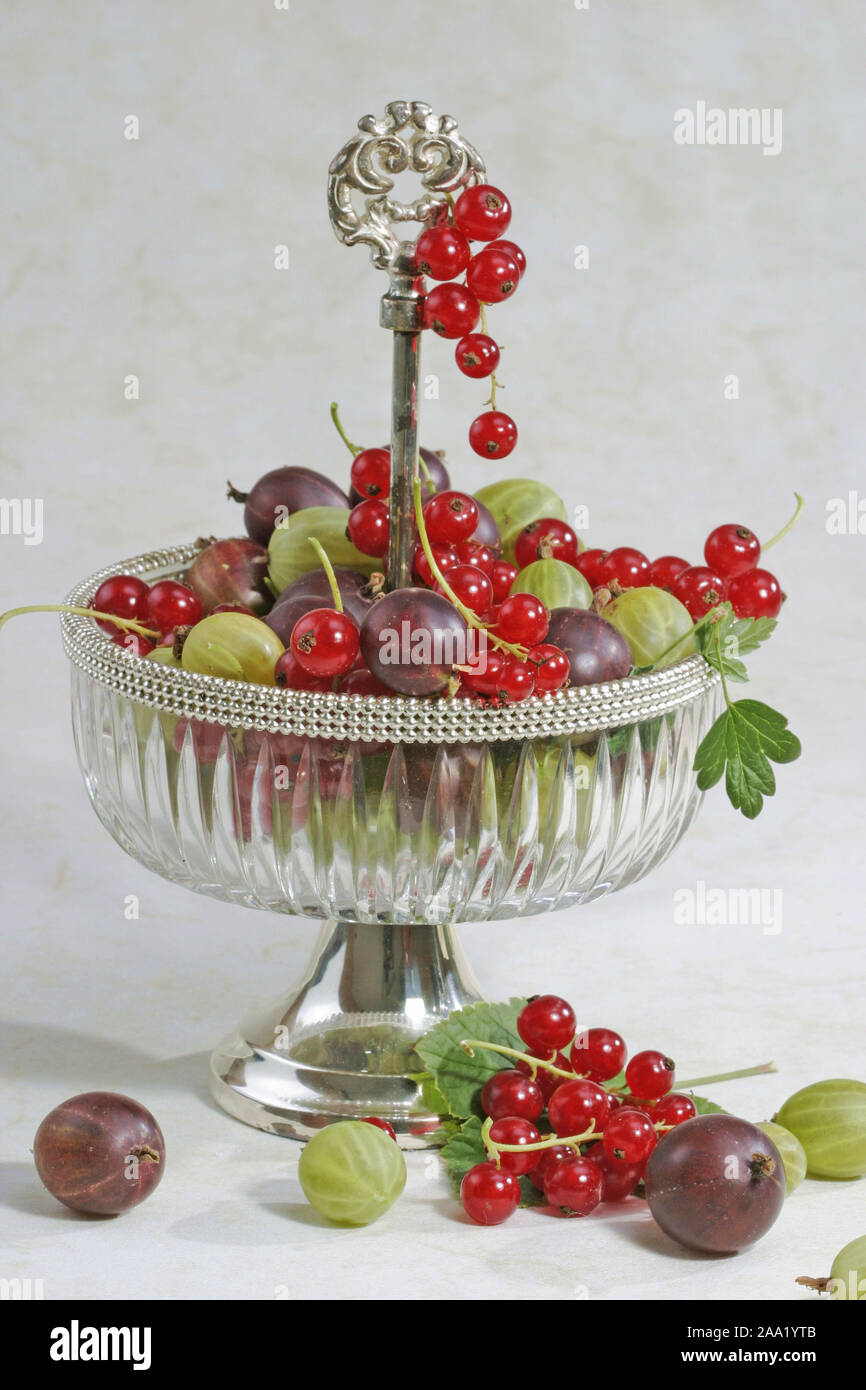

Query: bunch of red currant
415;183;524;462
572;500;800;622
91;574;205;653
460;994;696;1225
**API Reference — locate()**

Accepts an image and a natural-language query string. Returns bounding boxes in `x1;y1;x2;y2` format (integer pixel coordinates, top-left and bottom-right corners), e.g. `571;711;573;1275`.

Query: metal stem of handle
382;246;424;591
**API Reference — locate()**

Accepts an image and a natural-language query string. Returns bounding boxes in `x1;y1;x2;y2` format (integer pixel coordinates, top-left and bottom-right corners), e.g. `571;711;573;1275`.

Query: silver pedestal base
209;920;483;1148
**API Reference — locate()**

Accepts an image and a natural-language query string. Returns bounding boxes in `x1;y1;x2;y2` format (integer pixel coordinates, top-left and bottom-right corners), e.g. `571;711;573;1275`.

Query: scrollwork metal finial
328;101;487;269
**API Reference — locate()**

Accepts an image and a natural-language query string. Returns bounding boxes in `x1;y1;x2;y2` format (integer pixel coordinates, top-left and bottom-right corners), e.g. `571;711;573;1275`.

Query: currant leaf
436;1115;546;1208
415;998;527;1120
693;699;801;819
690;1094;728;1116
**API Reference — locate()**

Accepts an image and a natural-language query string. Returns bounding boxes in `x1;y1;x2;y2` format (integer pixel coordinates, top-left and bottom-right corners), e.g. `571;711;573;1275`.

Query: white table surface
1;0;864;1302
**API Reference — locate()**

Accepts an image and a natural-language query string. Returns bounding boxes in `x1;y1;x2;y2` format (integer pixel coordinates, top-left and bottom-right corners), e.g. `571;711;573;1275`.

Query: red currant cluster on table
460;994;696;1226
415;183;524;462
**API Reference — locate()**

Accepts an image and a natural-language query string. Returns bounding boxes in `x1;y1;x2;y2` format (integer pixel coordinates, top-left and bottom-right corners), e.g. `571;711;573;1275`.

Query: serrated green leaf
694;700;801;818
437;1115;549;1209
690;1094;728;1116
728;616;777;655
415;998;527;1120
696;607;776;683
437;1116;486;1193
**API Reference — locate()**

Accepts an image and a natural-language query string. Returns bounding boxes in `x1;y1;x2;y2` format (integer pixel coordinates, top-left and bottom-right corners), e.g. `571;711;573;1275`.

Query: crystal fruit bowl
62;544;721;1145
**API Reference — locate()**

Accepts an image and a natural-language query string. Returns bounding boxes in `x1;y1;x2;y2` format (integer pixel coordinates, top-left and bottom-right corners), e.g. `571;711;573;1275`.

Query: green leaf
695;606;776;684
437;1116;486;1193
415;998;527;1120
690;1094;728;1116
436;1115;547;1208
693;699;801;818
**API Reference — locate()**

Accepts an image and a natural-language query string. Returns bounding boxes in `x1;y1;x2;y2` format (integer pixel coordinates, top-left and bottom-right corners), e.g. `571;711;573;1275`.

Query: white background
1;0;864;1301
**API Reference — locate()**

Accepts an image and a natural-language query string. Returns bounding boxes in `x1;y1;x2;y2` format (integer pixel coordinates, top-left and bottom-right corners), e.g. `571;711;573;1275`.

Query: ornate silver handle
328;103;487;588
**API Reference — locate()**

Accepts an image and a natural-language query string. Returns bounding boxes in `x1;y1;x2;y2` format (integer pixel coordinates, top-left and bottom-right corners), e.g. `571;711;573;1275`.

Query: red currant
481;1070;545;1123
487;238;526;278
529;1144;574;1193
569;1027;627;1082
413;542;459;588
466;247;520;304
274;648;333;691
455;333;500;379
496;593;549;645
347;498;389;557
360;1116;397;1141
547;1079;611;1137
146;580;203;635
543;1156;604;1217
423;490;479;545
290;609;360;677
726;567;783;619
454;184;512;241
528;643;570;694
460;645;507;697
350;447;391;499
625;1049;675;1100
704;524;761;579
92;574;151;635
671;566;727;620
469;410;517;460
488;1117;542;1175
518;995;577;1052
339;666;392;696
460;1163;520;1225
584;1145;644;1201
413;224;471;281
456;540;496;575
490;560;518;602
491;659;535;704
650;1093;697;1128
598;547;650;589
111;631;154;656
571;548;608;588
436;564;493;616
422;283;480;338
514;518;580;568
648;555;691;591
602;1108;657;1165
515;1051;573;1103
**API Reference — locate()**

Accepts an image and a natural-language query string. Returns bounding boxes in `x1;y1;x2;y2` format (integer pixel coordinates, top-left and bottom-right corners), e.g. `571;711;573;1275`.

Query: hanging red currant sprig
416;183;524;463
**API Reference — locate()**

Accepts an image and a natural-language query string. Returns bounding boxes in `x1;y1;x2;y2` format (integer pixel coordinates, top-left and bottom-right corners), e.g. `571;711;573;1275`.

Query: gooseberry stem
460;1039;578;1082
763;492;804;552
0;604;160;640
676;1061;778;1090
330;402;361;457
412;479;528;661
306;536;343;613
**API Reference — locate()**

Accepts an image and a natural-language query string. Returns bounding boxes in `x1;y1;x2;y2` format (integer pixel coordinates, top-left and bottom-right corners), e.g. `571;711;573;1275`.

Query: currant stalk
0;605;160;640
412;479;528;660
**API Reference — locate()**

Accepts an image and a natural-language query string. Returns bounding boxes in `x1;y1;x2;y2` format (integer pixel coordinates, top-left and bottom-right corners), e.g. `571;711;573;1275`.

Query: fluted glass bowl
62;544;722;1141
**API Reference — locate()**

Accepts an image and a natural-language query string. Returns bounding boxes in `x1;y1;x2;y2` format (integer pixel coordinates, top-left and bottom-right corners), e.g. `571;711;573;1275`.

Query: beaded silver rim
61;542;720;743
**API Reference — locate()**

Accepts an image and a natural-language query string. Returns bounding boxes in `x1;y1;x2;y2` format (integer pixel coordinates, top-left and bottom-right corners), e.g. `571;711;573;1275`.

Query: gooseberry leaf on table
693;699;801;819
415;998;527;1121
435;1116;545;1208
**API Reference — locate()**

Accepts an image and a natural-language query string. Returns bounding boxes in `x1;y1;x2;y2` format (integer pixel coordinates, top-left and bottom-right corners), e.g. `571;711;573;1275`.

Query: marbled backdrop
0;0;863;1301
